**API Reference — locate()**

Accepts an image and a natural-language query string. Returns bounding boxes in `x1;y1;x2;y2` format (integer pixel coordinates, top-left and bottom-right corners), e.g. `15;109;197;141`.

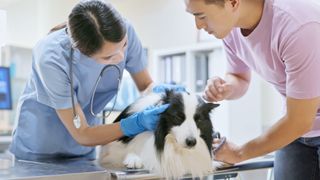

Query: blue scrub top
9;21;147;161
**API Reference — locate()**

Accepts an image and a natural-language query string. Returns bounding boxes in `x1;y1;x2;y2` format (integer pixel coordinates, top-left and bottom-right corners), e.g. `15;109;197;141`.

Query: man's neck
238;0;265;36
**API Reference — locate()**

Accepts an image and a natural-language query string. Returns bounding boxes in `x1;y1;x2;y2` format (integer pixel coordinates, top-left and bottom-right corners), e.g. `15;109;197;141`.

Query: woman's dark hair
50;0;127;56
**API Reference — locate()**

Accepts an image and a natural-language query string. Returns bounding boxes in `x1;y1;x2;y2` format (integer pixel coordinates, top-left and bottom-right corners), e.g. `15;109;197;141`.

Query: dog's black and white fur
99;90;220;179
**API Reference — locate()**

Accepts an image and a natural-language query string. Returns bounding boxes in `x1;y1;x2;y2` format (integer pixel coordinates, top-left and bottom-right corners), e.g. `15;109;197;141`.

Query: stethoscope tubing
68;47;122;122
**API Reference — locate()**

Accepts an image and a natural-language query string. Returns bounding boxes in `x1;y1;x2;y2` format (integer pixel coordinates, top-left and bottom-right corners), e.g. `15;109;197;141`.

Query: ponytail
48;22;67;34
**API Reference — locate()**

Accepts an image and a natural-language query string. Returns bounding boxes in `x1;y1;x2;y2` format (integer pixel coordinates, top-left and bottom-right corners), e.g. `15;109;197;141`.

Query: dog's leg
123;132;155;170
99;141;127;168
123;153;143;169
212;160;224;169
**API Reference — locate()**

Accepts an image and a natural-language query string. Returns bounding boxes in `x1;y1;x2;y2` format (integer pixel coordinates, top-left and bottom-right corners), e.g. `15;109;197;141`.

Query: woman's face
185;0;239;39
91;34;128;65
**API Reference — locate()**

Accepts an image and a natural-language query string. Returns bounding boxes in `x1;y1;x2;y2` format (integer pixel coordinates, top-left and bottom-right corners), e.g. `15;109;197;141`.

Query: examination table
0;155;274;180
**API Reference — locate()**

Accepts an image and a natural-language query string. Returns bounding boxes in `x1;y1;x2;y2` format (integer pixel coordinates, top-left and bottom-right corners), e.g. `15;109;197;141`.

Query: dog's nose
186;137;197;147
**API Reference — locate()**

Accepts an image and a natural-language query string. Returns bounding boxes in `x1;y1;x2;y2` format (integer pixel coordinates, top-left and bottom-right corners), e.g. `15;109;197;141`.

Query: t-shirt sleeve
223;38;250;74
124;22;148;74
282;22;320;99
33;44;75;110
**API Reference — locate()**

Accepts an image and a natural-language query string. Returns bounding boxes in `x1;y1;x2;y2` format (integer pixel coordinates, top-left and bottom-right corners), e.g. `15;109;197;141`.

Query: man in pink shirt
185;0;320;179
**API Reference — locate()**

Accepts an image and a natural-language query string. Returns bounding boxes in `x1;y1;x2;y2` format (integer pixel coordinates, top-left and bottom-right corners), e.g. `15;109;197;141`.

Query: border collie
99;90;220;179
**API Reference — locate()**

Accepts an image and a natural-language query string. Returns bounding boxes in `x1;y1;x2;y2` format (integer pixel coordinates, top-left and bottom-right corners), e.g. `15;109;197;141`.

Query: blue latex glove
120;104;169;137
152;83;186;93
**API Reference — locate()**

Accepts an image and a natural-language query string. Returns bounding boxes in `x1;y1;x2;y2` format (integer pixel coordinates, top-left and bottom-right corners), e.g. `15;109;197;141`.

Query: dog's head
155;90;219;154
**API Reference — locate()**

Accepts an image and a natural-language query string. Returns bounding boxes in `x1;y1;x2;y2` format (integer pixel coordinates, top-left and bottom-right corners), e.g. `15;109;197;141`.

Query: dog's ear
196;95;220;109
203;103;220;112
162;89;175;104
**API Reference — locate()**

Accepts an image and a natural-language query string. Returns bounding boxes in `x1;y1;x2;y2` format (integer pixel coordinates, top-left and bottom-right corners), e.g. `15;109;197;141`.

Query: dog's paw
212;160;228;170
123;153;143;169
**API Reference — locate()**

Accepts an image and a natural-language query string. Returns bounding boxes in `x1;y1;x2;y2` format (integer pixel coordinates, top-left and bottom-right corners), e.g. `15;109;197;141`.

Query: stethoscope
68;47;122;129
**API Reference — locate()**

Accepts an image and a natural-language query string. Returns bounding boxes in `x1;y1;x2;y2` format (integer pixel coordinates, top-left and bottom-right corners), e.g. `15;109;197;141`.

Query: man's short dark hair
204;0;225;6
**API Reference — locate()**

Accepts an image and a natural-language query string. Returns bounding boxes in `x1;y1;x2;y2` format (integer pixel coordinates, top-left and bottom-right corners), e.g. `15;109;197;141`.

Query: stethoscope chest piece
73;115;81;129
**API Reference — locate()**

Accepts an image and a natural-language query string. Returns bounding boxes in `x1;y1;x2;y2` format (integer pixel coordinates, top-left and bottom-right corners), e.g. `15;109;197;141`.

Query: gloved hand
152;83;186;93
120;104;169;137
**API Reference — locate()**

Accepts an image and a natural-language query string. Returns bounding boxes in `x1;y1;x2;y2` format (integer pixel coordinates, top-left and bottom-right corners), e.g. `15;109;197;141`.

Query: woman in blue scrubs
9;0;170;161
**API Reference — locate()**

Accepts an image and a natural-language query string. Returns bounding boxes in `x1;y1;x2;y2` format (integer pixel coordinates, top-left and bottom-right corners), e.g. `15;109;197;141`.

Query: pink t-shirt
223;0;320;137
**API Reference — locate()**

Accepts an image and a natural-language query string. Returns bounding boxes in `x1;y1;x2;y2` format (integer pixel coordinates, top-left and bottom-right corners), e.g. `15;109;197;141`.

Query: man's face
185;0;238;39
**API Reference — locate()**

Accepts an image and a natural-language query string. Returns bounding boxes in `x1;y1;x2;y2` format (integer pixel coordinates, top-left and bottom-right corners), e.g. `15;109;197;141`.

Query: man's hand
213;138;243;164
203;76;233;102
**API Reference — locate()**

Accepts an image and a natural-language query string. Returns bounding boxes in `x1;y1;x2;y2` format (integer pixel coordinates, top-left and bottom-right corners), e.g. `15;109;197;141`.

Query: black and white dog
99;90;220;179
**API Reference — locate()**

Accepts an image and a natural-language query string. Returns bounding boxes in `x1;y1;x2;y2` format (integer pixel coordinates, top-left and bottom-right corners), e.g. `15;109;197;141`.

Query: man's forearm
239;97;319;161
239;115;312;161
225;73;250;100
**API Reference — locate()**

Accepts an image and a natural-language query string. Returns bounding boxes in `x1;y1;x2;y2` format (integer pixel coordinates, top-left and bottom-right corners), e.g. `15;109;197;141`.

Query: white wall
4;0;39;48
0;9;6;47
3;0;197;49
108;0;197;49
2;0;77;48
260;79;284;131
36;0;77;36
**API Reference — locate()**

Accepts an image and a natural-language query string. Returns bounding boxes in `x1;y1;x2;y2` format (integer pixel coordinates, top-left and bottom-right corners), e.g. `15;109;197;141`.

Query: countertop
0;155;274;180
0;158;108;180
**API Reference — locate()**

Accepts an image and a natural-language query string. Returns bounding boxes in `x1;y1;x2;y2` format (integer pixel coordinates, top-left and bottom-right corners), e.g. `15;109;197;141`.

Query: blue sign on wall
0;67;12;110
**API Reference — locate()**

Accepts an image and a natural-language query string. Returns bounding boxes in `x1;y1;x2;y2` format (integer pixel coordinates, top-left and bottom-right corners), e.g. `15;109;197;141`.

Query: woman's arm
130;69;154;93
56;104;124;146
